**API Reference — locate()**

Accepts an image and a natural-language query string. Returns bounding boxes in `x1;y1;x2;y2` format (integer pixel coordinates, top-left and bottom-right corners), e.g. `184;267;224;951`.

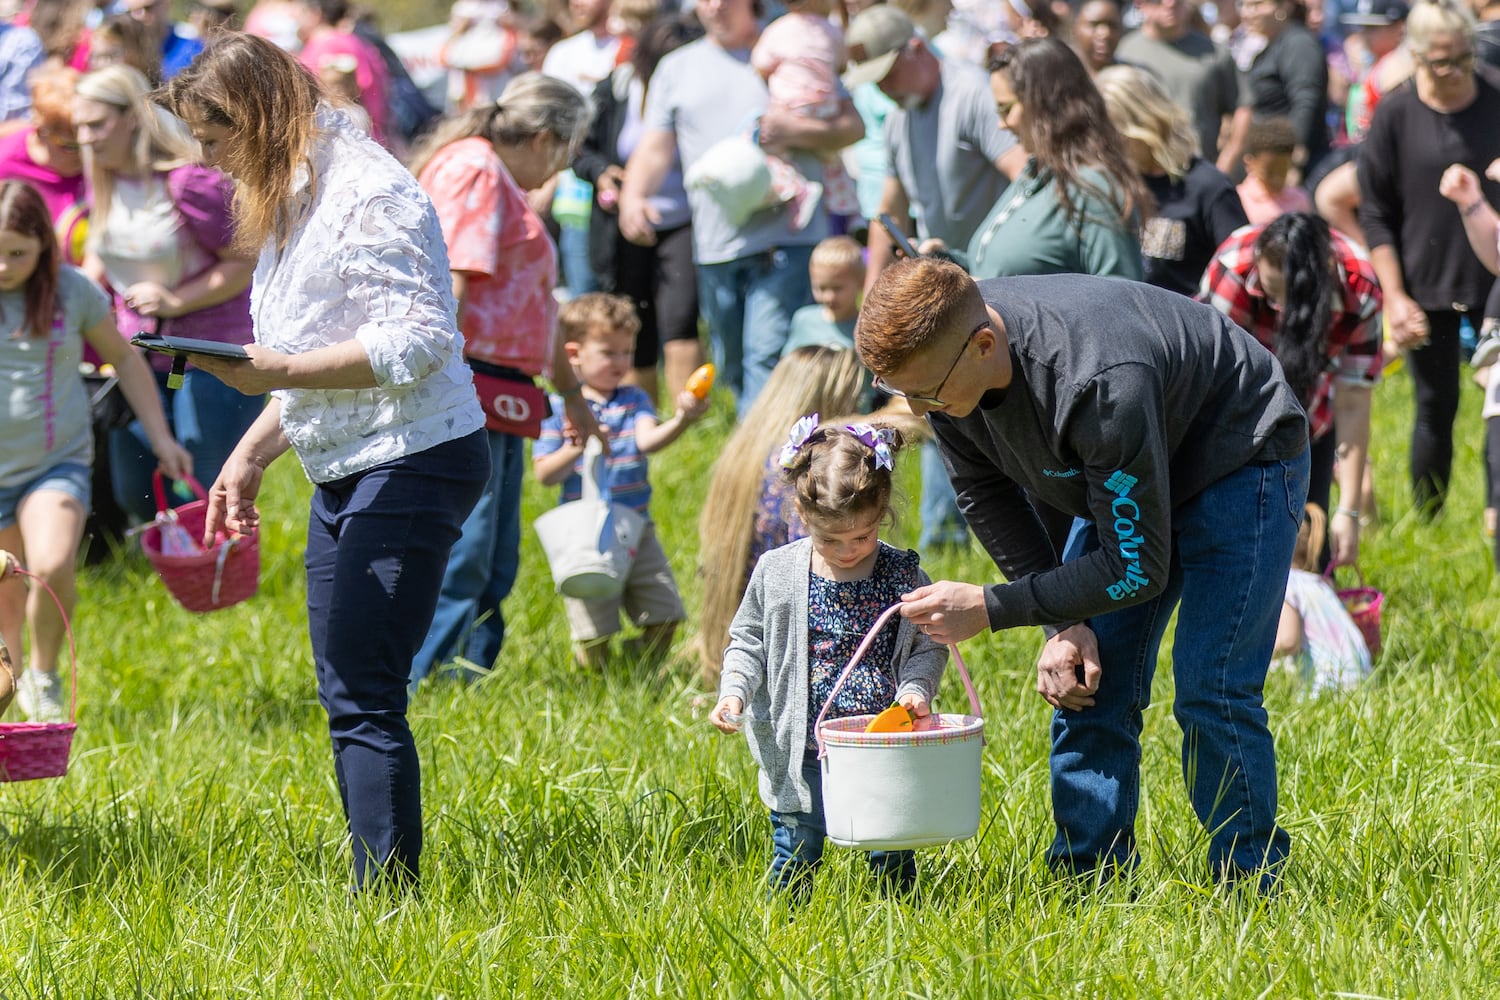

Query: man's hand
1385;293;1430;351
1439;163;1483;208
899;581;989;645
1036;623;1102;711
618;194;660;247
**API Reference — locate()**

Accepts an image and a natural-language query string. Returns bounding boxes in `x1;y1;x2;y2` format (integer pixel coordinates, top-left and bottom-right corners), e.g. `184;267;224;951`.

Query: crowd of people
0;0;1494;895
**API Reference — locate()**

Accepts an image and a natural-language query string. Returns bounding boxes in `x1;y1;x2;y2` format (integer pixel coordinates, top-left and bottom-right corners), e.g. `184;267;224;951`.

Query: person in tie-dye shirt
409;72;603;688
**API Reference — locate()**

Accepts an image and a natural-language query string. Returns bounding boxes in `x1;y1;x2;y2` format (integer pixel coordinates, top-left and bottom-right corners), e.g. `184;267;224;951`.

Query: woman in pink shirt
0;66;87;264
407;72;600;688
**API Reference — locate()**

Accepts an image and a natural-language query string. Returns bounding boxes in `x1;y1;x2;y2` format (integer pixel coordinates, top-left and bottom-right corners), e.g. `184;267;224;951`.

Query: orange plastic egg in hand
685;363;715;399
864;704;913;733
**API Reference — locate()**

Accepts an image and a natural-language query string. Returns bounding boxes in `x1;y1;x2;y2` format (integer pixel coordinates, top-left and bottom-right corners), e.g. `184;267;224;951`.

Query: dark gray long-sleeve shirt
928;274;1308;633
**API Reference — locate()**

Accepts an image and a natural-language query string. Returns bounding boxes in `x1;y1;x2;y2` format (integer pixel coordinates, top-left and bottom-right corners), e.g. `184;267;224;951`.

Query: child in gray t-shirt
0;180;190;724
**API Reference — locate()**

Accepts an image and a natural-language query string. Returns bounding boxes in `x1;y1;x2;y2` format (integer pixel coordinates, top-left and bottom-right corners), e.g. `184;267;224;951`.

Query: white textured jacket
250;106;483;483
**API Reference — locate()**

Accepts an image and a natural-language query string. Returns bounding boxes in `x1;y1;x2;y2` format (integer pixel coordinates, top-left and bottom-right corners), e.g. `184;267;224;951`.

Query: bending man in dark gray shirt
855;258;1309;889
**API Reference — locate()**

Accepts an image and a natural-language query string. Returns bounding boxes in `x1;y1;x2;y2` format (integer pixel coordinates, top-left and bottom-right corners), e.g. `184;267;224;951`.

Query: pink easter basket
813;603;986;850
1325;564;1384;659
139;472;259;613
0;562;79;782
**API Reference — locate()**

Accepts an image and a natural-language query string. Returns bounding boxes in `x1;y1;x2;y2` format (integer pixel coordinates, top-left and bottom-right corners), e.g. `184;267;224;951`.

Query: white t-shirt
541;29;621;99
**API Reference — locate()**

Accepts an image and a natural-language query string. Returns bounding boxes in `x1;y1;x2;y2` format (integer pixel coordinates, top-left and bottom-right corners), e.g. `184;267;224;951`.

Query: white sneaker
1472;325;1500;369
15;669;65;724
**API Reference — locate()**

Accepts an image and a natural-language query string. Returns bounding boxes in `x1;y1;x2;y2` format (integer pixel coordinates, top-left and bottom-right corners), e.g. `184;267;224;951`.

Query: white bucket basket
815;603;985;850
534;438;646;600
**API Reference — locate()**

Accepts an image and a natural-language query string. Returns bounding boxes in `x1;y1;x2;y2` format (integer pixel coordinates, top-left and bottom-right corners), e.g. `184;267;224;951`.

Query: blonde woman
73;64;262;523
162;32;490;890
1097;64;1247;297
693;346;924;683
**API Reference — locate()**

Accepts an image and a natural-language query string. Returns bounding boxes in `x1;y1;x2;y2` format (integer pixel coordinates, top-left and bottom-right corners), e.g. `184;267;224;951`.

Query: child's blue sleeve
533;394;567;459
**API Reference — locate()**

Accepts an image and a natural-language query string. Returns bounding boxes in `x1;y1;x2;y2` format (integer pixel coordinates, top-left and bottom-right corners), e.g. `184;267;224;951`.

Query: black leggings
1407;309;1463;512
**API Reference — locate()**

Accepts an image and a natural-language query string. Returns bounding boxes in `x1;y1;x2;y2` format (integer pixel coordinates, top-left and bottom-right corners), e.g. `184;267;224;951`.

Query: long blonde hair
407;72;592;180
692;346;867;683
76;64;198;248
162;33;323;253
1095;64;1199;182
1292;503;1326;573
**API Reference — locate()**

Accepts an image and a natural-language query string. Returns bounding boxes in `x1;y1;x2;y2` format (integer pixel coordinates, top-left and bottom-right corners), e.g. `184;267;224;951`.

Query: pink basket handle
812;602;982;760
151;470;210;517
1323;562;1365;589
9;566;79;724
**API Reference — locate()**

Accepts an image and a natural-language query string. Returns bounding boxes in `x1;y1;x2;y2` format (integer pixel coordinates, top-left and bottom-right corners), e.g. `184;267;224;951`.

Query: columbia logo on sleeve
1103;470;1150;601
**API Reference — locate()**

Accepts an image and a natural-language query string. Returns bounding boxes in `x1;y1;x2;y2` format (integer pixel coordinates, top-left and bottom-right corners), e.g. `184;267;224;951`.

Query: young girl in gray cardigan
710;417;948;897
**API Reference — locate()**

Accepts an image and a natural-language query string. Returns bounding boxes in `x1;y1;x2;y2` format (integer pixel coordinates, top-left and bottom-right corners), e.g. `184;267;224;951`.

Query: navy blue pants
305;430;488;888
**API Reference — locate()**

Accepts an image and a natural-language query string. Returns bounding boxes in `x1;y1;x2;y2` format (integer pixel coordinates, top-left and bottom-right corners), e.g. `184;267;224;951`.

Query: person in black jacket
572;13;704;403
1359;0;1500;513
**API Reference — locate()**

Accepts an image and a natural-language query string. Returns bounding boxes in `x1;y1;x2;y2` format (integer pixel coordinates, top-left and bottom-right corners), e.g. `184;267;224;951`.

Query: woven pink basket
0;565;78;782
139;472;259;613
1325;564;1384;659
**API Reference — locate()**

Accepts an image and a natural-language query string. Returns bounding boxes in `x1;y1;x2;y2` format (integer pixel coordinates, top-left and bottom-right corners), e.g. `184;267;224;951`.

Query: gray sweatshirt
719;539;949;814
929;273;1308;633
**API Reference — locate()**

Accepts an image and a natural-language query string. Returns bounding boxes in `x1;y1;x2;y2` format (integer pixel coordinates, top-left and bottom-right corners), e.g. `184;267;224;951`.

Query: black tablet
130;333;250;361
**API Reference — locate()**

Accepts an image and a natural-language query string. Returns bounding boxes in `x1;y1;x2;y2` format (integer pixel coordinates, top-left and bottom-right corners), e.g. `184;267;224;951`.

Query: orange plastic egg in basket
0;554;78;782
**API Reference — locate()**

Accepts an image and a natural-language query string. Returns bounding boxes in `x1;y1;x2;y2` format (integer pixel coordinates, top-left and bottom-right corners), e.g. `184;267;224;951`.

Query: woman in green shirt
963;37;1148;281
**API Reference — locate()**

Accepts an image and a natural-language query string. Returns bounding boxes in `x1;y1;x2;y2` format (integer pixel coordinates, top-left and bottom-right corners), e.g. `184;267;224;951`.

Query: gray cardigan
719;538;949;813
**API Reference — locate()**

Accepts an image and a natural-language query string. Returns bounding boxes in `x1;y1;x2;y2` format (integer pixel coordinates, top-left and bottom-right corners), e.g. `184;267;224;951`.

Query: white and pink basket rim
818;712;984;748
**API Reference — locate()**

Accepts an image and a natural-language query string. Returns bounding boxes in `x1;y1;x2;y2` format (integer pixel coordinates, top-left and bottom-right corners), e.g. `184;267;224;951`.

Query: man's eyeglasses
1417;50;1476;73
872;320;987;407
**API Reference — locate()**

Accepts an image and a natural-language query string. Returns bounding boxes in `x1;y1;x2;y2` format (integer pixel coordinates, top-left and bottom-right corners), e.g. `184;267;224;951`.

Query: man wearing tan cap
847;4;1025;553
847;5;1026;293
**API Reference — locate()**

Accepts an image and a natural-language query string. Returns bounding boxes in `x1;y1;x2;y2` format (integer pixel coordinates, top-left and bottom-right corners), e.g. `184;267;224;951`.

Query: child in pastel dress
1274;505;1372;695
710;418;947;897
750;0;860;228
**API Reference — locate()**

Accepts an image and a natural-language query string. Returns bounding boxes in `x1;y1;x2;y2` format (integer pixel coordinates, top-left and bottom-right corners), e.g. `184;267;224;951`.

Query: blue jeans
305;430;489;888
769;761;917;896
558;223;598;297
697;245;813;414
110;368;265;523
1047;449;1308;888
919;439;968;550
409;428;525;688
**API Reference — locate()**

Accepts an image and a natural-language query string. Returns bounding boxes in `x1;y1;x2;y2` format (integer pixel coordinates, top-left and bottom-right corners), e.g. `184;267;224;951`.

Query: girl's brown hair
161;33;323;253
0;181;61;338
781;422;906;529
990;37;1151;234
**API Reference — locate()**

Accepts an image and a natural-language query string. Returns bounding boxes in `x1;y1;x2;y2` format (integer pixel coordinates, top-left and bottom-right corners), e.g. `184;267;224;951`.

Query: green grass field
2;365;1498;998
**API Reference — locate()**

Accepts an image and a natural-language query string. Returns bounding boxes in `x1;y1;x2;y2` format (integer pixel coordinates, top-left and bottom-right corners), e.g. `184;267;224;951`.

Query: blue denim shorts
0;461;92;530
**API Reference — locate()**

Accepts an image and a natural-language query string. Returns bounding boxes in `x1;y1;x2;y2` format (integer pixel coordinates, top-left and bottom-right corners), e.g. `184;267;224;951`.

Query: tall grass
1;366;1497;997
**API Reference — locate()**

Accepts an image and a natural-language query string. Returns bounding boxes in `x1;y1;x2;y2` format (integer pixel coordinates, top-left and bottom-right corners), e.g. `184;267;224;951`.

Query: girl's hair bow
779;412;820;468
846;422;895;471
